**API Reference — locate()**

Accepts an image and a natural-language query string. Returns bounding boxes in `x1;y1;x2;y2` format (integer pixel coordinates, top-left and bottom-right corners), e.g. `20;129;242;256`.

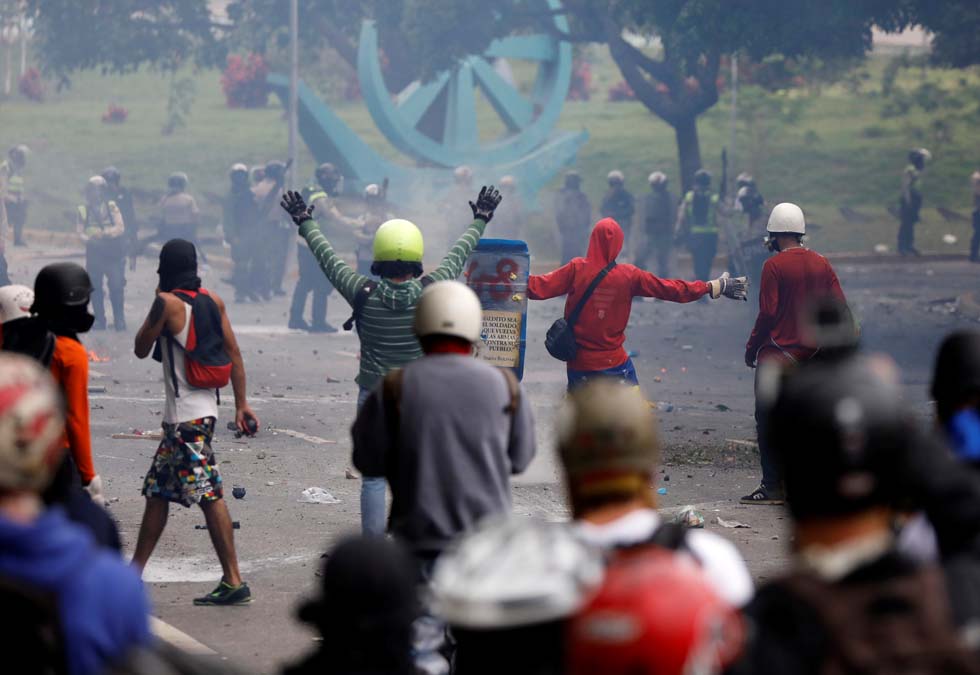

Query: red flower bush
607;80;636;102
18;68;44;102
102;104;128;124
222;54;269;109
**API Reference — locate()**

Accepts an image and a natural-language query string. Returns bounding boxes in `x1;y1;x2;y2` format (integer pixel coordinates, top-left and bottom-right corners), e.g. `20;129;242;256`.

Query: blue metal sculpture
268;0;586;205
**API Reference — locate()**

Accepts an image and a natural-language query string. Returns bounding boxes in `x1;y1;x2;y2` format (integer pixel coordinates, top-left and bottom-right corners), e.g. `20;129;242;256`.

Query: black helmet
767;354;914;521
168;172;188;190
8;145;27;164
264;161;287;181
31;263;94;315
101;166;121;185
931;331;980;423
693;169;711;188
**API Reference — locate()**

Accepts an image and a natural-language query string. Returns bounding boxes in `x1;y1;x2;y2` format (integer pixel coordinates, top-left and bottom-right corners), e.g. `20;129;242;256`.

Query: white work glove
83;474;106;507
709;272;749;301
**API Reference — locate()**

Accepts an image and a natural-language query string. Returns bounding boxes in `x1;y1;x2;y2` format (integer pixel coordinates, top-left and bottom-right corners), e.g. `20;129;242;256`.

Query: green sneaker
193;581;252;606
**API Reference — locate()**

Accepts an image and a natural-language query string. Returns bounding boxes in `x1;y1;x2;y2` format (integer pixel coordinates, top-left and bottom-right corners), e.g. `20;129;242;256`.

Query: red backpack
164;288;232;395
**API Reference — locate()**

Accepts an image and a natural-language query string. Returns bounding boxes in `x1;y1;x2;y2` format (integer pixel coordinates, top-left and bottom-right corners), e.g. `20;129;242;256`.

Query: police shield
463;239;529;380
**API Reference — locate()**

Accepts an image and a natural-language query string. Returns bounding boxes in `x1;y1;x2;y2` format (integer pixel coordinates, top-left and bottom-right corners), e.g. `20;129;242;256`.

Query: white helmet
364;183;381;197
430;517;605;629
454;165;473;182
414;280;482;343
648;171;667;186
607;170;624;184
0;285;35;324
0;353;65;492
767;202;806;235
87;175;107;189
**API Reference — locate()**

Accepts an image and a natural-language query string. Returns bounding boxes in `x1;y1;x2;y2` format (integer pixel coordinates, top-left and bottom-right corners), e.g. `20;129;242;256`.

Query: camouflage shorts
142;417;222;507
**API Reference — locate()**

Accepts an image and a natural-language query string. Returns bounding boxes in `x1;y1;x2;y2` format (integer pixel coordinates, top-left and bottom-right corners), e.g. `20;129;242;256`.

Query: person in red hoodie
741;202;850;505
528;217;747;390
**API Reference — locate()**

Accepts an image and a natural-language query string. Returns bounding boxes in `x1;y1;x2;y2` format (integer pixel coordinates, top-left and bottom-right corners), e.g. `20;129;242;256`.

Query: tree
394;0;923;191
24;0;224;86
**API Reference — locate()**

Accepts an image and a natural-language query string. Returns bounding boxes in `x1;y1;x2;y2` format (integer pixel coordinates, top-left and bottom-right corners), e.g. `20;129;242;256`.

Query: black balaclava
158;239;202;292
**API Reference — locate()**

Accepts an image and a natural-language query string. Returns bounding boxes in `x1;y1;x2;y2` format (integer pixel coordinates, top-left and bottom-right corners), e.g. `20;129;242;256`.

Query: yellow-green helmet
373;219;424;263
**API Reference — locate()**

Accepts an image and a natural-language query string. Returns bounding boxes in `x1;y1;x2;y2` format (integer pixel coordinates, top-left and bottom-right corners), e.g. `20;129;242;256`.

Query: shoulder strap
500;367;521;455
500;368;520;416
567;261;616;328
343;280;379;331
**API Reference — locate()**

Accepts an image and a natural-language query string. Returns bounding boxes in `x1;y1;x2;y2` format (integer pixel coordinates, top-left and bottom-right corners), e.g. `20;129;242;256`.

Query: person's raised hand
469;185;502;223
280;190;315;226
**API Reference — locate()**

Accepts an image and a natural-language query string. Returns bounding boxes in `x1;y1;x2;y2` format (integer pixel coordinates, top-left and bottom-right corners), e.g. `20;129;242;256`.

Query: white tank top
162;303;219;424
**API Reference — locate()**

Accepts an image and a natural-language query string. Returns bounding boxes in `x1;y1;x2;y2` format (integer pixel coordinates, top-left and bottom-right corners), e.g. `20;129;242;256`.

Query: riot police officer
76;176;127;330
289;163;362;332
676;169;722;281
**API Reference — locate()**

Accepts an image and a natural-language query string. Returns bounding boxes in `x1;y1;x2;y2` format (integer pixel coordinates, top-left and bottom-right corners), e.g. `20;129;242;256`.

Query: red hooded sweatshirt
528;218;710;372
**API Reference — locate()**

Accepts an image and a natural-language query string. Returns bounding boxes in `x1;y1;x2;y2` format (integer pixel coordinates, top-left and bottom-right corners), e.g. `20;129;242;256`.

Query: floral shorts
142;417;222;507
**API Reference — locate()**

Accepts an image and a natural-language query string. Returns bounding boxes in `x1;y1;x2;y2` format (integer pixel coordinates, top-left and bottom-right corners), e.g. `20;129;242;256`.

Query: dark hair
371;260;423;279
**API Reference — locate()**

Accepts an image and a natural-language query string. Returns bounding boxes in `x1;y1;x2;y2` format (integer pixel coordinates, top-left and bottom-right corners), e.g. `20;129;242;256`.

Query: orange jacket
50;335;96;483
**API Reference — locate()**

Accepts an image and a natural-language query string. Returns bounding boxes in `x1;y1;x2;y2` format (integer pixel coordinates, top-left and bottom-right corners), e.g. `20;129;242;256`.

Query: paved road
6;242;978;673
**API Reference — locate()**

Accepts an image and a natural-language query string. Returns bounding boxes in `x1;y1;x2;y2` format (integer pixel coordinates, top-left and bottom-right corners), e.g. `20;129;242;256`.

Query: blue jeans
358;385;387;535
566;357;640;391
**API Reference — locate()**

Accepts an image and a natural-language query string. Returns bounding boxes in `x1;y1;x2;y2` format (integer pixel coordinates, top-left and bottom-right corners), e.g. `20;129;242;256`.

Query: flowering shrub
607;80;636;102
101;104;128;124
221;53;269;108
18;68;44;102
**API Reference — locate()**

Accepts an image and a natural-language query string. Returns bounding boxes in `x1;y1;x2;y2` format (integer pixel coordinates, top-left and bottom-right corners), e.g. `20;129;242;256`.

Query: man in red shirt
742;202;849;504
528;217;747;389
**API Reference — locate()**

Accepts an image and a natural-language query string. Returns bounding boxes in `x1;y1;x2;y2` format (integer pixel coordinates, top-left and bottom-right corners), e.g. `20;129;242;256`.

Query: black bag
545;261;616;362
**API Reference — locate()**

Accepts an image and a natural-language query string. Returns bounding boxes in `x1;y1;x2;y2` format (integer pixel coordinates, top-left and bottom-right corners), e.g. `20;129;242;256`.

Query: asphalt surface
5;240;979;673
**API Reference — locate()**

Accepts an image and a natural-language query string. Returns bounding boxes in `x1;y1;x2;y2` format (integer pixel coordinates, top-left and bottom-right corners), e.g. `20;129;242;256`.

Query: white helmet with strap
766;202;806;235
0;285;35;324
414;280;483;344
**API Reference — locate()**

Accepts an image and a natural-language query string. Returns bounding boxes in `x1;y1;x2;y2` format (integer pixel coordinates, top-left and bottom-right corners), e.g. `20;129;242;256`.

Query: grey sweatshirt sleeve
351;387;389;478
508;384;536;475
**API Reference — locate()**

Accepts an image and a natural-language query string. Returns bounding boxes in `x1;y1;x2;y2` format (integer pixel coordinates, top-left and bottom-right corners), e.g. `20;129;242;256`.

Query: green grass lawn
1;52;977;255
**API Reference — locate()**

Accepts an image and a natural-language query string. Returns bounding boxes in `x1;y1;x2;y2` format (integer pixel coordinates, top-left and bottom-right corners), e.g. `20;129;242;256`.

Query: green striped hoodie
299;217;487;389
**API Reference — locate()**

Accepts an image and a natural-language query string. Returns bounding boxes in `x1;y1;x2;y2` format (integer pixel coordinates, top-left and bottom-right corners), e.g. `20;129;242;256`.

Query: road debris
716;517;751;529
673;506;705;528
88;386;108;394
111;429;163;440
232;486;246;500
345;468;360;479
299;487;341;504
656;487;668;495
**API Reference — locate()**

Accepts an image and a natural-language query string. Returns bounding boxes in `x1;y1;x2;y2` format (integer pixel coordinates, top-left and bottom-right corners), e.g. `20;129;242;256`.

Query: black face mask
46;304;95;338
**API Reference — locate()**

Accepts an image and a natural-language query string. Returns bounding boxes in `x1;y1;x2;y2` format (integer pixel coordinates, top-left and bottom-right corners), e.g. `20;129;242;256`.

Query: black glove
280;190;315;226
469;185;502;223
